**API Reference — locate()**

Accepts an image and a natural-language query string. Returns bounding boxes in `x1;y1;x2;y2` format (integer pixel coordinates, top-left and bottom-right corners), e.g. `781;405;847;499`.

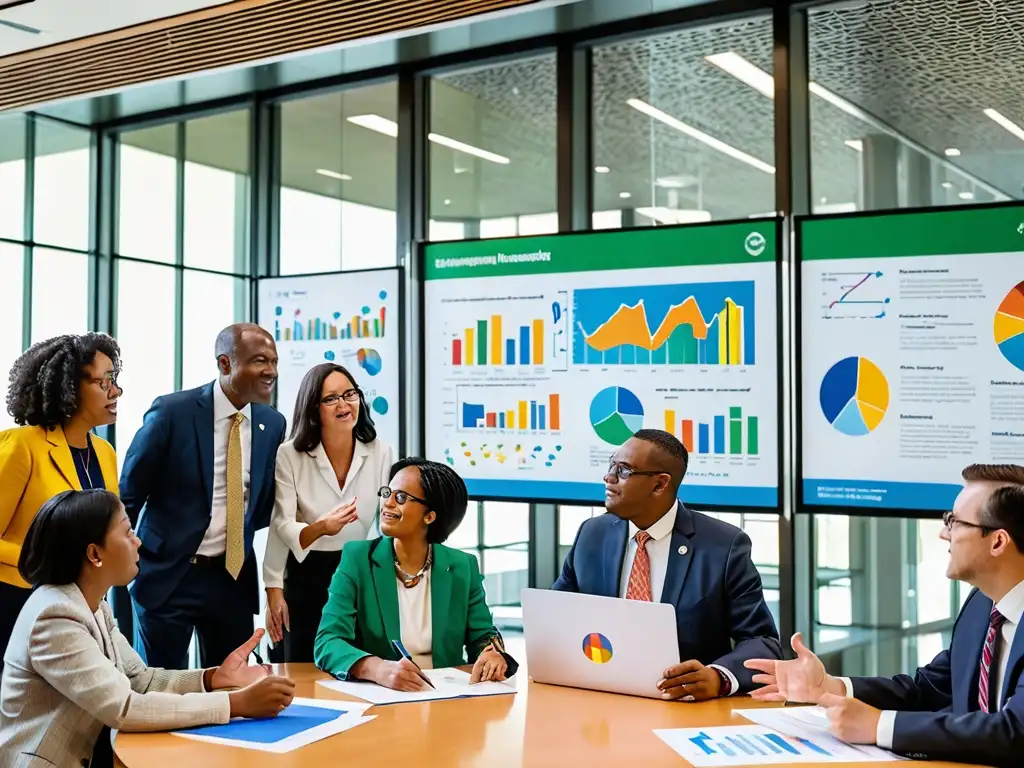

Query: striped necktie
978;605;1006;713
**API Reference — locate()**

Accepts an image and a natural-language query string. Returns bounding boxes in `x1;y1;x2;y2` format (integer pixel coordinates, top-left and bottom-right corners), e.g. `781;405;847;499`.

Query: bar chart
451;315;546;367
457;387;562;433
274;305;386;341
664;406;759;456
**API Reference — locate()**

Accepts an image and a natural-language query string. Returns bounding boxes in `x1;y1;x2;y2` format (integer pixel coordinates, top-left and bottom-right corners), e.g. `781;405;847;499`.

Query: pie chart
589;386;644;445
356;347;382;376
994;281;1024;372
819;356;889;437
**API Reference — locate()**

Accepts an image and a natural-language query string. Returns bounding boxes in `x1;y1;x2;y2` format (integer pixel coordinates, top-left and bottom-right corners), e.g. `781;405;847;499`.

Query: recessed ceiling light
941;181;953;189
844;139;863;152
444;199;451;205
347;114;511;164
945;148;961;157
595;166;610;173
984;108;1024;142
626;98;775;174
619;192;632;199
316;169;352;181
958;191;974;200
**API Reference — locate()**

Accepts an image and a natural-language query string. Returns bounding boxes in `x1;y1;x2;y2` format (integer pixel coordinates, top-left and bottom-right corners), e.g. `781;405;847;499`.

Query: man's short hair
632;429;688;487
962;463;1024;553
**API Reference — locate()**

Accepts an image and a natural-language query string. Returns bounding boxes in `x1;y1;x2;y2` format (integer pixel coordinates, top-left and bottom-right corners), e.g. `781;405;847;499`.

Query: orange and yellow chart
819;356;889;437
995;281;1024;373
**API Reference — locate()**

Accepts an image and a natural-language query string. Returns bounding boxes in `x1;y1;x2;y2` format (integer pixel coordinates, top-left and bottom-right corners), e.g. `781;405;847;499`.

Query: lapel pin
678;545;688;556
258;423;265;431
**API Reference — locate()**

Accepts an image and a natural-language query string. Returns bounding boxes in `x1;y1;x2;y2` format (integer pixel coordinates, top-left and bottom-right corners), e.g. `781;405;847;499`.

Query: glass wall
428;54;558;241
278;82;399;275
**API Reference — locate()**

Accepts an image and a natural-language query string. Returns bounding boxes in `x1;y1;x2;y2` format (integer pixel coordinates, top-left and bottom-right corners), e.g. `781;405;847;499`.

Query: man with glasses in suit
553;429;782;701
746;463;1024;767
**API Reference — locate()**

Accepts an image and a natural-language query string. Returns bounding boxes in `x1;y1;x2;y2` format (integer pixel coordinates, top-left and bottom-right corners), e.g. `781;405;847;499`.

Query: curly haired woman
0;332;122;667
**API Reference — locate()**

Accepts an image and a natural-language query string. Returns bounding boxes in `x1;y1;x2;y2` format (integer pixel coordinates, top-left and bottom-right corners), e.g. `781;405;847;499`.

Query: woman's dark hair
389;457;468;544
290;363;377;452
6;332;121;430
18;489;123;587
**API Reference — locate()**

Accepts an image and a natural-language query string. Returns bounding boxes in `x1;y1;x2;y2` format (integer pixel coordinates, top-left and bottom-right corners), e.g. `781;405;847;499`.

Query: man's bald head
215;323;278;407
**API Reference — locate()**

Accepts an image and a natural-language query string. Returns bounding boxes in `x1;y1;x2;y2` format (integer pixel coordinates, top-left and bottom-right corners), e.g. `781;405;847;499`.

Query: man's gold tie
225;412;245;579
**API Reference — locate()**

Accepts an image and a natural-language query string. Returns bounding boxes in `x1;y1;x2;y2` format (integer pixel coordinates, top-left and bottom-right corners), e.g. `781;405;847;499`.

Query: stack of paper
316;667;517;705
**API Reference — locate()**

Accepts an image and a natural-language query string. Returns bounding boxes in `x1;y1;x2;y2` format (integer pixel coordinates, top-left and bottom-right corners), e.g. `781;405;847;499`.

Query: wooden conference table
114;664;989;768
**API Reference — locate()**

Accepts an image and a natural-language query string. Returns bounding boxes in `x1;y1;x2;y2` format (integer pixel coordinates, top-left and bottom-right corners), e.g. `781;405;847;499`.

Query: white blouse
263;437;395;589
396;571;433;670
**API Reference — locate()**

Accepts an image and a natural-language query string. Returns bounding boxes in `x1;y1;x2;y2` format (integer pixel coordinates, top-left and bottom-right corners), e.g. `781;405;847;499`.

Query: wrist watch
714;667;732;696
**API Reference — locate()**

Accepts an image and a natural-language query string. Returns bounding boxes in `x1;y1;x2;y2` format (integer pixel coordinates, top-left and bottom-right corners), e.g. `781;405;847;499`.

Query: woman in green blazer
314;457;517;691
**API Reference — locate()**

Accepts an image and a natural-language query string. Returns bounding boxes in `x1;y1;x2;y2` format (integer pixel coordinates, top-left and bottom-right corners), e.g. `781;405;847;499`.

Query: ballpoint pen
391;639;436;689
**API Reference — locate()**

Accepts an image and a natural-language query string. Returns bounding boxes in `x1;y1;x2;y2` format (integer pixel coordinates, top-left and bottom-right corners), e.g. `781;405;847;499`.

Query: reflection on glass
184;111;250;273
115;261;176;465
34;119;92;250
0;244;25;430
0;115;26;241
181;271;249;389
592;17;776;223
483;501;529;547
31;249;88;344
118;125;177;263
279;83;398;275
445;501;479;550
429;55;556;239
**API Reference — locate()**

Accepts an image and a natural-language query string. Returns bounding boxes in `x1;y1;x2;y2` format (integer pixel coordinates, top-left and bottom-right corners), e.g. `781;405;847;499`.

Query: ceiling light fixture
944;148;961;157
619;191;632;199
984;108;1024;142
636;207;712;225
844;139;863;152
316;169;352;181
626;98;775;174
958;191;974;200
941;181;953;189
346;114;510;164
595;166;611;173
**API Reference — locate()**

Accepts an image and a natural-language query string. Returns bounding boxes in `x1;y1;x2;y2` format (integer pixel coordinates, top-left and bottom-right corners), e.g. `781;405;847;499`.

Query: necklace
393;542;432;588
73;439;94;490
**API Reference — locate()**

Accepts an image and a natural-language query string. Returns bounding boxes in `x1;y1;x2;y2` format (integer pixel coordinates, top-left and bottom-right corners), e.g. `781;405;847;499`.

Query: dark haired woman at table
0;332;123;667
263;362;395;663
314;458;517;691
0;490;294;768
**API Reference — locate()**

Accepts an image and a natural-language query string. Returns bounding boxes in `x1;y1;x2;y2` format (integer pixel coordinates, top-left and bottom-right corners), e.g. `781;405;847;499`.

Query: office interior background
1;0;1018;678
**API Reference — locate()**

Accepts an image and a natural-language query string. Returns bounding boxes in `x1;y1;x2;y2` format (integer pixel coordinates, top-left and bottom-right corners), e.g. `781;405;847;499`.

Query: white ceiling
0;0;234;56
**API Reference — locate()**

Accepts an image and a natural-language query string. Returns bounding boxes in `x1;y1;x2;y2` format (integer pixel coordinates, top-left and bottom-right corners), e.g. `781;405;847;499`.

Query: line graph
820;270;890;320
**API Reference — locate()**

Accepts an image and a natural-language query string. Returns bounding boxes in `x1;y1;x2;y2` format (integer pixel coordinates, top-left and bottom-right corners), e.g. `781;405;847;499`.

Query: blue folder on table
177;704;349;744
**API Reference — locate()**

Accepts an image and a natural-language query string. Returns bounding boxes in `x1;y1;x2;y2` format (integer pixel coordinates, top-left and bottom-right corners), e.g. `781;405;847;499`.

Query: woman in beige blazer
0;490;295;768
263;362;395;664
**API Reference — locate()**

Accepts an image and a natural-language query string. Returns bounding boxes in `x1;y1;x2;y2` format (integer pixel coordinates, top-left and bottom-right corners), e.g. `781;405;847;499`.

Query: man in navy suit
746;463;1024;766
120;323;287;669
554;429;782;700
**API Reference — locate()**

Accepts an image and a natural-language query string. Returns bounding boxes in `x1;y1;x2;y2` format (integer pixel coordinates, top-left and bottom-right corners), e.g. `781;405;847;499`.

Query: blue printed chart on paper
257;269;401;453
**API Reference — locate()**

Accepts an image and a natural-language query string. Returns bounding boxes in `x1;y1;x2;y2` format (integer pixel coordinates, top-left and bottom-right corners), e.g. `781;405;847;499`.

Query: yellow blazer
0;425;118;588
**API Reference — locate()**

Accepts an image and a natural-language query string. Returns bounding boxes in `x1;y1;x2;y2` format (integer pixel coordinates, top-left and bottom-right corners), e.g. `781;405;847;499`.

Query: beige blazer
0;584;230;768
262;437;395;589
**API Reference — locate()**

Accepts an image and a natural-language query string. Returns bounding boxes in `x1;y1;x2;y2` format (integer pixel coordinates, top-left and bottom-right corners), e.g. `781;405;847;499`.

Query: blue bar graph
755;734;782;754
698;423;710;453
734;734;767;755
795;737;831;756
530;401;537;430
505;339;515;363
519;326;530;364
764;733;800;755
538;405;546;430
498;413;505;428
713;415;725;454
727;736;755;755
462;402;485;429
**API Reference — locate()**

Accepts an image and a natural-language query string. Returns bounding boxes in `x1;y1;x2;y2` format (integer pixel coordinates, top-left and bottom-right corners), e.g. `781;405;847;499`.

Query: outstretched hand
744;632;842;703
210;629;271;690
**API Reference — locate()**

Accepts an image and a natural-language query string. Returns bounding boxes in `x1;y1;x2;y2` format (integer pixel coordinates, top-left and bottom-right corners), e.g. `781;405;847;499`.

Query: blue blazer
120;382;286;614
553;503;782;691
850;588;1024;765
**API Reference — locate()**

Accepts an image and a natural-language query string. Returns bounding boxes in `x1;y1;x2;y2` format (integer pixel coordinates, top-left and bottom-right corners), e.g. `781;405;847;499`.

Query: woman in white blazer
264;362;395;663
0;489;294;768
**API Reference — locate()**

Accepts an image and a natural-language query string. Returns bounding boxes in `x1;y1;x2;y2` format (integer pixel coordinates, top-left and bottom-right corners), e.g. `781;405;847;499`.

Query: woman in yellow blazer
0;332;122;668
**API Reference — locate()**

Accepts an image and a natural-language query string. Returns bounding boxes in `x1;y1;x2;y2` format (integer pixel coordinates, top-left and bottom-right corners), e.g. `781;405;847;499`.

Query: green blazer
314;537;510;680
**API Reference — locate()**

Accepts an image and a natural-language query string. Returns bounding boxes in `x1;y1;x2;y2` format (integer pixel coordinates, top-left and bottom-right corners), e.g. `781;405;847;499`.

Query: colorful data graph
452;316;545;367
995;280;1024;373
573;281;755;366
664;406;758;456
458;388;561;433
274;301;386;342
819;356;889;436
684;727;831;760
821;269;890;320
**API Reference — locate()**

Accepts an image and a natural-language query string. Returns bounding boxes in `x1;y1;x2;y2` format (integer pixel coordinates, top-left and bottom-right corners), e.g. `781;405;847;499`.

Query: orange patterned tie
625;531;652;601
225;412;245;579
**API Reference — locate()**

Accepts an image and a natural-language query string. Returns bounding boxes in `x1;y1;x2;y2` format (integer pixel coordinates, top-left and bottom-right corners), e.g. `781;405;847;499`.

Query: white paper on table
735;707;905;761
316;667;517;705
655;724;902;766
172;697;374;754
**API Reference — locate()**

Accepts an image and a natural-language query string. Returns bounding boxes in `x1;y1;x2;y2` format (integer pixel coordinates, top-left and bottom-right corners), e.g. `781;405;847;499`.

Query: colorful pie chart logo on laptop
582;633;613;664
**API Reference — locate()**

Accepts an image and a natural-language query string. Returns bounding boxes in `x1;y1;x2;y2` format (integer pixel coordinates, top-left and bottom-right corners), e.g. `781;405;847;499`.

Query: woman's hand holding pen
374;657;433;692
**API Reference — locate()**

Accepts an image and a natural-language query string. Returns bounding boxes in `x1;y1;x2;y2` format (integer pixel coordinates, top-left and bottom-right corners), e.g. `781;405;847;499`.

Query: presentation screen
256;268;402;454
800;204;1024;511
424;221;780;507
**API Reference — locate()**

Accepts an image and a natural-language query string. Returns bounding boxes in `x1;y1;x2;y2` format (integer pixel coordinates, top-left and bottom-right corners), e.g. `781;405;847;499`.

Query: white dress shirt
846;578;1024;749
263;437;395;589
617;503;739;696
196;383;251;556
397;572;433;670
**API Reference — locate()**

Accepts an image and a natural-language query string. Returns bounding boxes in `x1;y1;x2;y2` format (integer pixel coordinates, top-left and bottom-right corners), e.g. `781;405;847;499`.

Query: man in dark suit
553;429;782;700
746;463;1024;767
120;323;287;669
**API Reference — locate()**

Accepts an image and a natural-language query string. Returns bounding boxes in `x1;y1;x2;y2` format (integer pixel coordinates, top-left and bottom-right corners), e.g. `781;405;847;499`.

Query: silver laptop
521;588;679;699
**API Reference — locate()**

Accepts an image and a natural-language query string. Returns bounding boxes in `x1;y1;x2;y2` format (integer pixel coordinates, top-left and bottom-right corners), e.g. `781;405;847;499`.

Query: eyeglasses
606;460;667;481
942;511;995;533
87;373;119;393
378;486;429;507
321;389;361;406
